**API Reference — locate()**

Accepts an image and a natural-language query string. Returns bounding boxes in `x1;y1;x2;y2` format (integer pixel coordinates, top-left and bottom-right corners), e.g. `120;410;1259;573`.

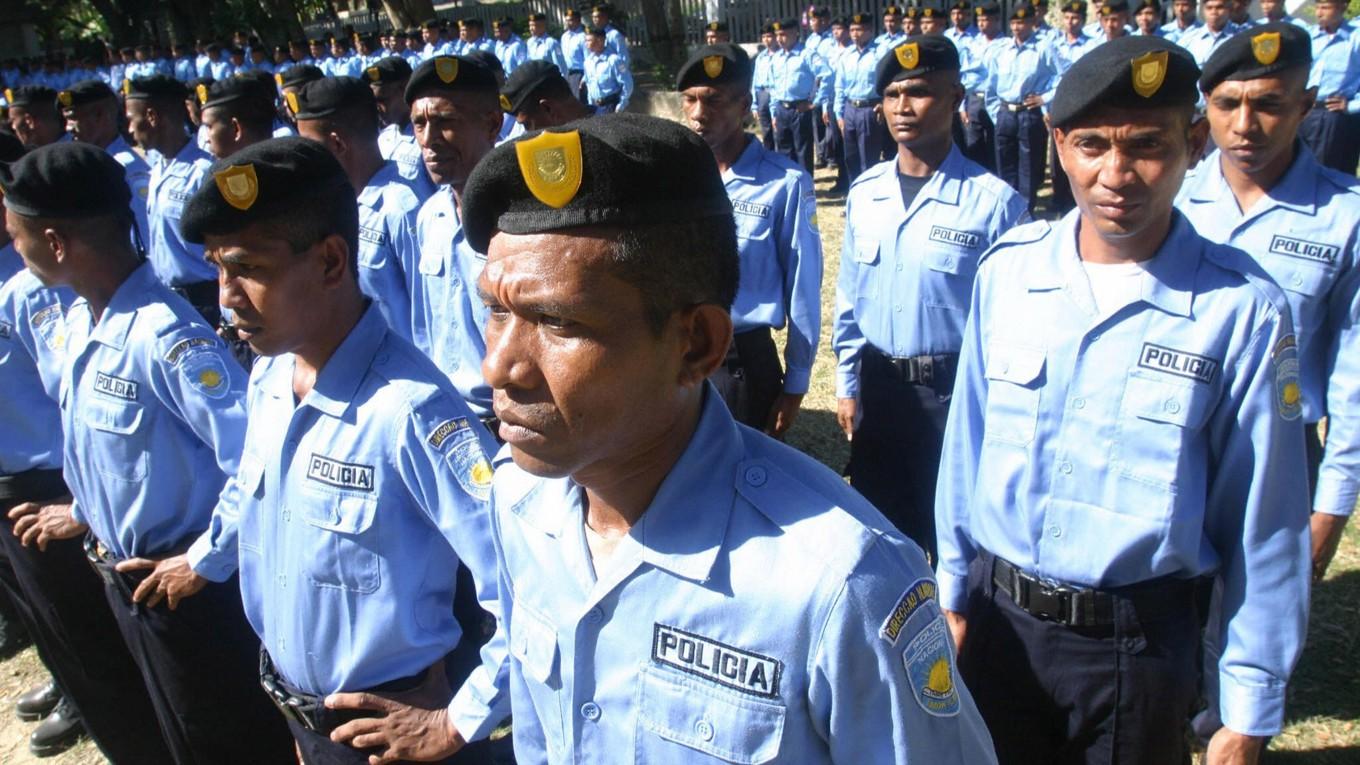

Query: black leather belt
0;468;66;504
1000;100;1039;112
778;99;811;109
593;92;621;107
866;347;957;387
989;554;1196;628
172;280;219;309
848;98;880;108
259;649;425;734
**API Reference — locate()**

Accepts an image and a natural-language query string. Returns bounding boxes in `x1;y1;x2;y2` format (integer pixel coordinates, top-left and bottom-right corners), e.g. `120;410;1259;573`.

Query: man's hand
836;397;857;440
1310;511;1350;583
959;108;971;125
837;118;845;133
821;109;831;126
1204;727;1264;765
1325;94;1346;112
9;502;85;551
1023;94;1044;109
764;393;805;439
116;554;209;609
943;608;968;655
328;665;464;765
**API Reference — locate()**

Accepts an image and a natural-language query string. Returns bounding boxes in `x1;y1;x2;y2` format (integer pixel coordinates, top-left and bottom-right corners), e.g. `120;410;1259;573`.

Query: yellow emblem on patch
1131;50;1168;98
435;56;459;84
198;369;223;390
284;91;300;114
499;93;513;112
57;90;72;108
366;66;381;82
470;459;493;490
214;164;260;211
1282;381;1301;407
703;55;724;79
515;129;584;209
1251;31;1281;65
196;83;209;105
895;42;920;71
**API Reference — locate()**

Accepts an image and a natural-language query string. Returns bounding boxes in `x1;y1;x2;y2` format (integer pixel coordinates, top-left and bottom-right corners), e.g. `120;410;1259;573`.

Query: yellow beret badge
215;164;259;211
1130;49;1168;98
515;129;583;209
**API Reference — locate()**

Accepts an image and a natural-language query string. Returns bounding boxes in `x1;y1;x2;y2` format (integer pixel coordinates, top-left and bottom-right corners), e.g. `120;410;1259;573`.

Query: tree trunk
258;0;306;42
387;0;436;28
638;0;682;73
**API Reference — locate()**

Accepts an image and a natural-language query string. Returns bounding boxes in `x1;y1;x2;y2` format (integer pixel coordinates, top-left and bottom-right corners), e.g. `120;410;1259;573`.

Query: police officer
986;2;1057;212
769;18;832;173
278;63;324;126
589;3;631;62
2;141;295;763
835;37;1026;560
1094;0;1132;42
405;56;501;419
5;86;66;147
947;0;977;45
526;13;568;75
168;136;505;764
198;75;278;159
582;26;633;113
493;18;527;76
1301;0;1360;176
366;56;437;197
58;79;151;245
561;8;588;100
877;5;909;50
294;77;426;345
704;20;731;45
441;111;1000;763
960;2;1004;172
1180;22;1359;584
752;23;780;151
836;13;886;184
124;76;223;324
676;44;823;436
1048;0;1097;214
1180;0;1242;67
1163;0;1202;41
936;37;1310;762
500;59;592;131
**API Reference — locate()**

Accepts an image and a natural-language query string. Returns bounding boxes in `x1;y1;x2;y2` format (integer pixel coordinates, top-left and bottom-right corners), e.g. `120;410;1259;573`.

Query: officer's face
1136;7;1159;31
66;100;116;146
371;81;410;125
1258;0;1281;15
591;10;607;27
904;17;921;34
587;35;606;53
1100;12;1128;38
705;30;720;45
311;42;325;57
1055;107;1206;243
1206;72;1313;176
848;24;871;46
422;28;438;44
1011;17;1036;39
951;8;969;27
530;19;547;36
495;25;511;41
884;14;901;33
8;106;35;146
1063;11;1086;34
1173;0;1194;19
832;25;849;44
1201;0;1227;29
479;230;720;477
921;16;947;34
410;92;501;187
124;99;155;146
775;29;798;49
884;72;963;147
681;83;750;150
977;13;999;34
1316;1;1345;27
201;106;241;160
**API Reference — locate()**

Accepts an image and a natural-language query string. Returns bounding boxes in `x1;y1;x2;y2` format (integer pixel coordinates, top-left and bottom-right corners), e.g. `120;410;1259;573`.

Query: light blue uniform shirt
984;34;1058;123
833;43;880;119
835;147;1028;399
63;263;249;560
1179;23;1242;67
378;122;436;199
187;306;505;725
146;139;214;286
326;55;365;79
1178;147;1360;517
496;35;528;75
751;48;776;96
173;58;196;81
526;34;568;75
945;25;978;48
106;134;151;250
963;34;1006;93
482;385;998;762
410;189;491;416
1162;19;1202;43
0;245;71;475
935;211;1311;736
602;24;630;63
1255;14;1310;29
208;59;235;80
561;28;587;70
875;31;908;54
769;44;832;106
356;161;425;343
725;138;823;394
1307;23;1360;114
1047;31;1097;77
583;51;633;109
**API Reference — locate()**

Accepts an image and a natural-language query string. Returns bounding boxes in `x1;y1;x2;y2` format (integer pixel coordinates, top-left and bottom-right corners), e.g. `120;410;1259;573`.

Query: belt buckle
1027;582;1074;624
919;357;934;386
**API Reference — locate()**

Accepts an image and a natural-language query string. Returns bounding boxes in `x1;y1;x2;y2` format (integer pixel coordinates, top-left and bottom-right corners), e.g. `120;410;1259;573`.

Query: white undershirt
1082;259;1147;315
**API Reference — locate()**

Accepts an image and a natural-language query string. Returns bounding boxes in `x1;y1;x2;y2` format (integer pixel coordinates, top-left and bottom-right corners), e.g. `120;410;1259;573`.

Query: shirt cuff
69;499;86;526
448;676;503;743
1218;669;1288;737
937;566;970;613
783;367;811;395
1311;471;1358;517
186;532;238;582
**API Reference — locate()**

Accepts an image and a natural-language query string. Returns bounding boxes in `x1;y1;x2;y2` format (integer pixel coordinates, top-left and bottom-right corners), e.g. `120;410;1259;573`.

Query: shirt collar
1187;145;1319;218
299;303;386;418
85;261;158;349
722;136;764;183
358;161;400;210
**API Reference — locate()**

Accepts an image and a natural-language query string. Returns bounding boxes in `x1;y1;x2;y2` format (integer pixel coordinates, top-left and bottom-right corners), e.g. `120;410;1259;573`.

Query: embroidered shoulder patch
164;336;217;364
179;349;231;399
880;578;938;645
448;435;492;501
902;618;961;717
427;416;472;449
1273;333;1302;420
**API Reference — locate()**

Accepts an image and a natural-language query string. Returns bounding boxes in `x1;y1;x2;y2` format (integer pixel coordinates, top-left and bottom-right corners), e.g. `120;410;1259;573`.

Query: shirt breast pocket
984;343;1045;447
509;601;565;749
299;492;380;593
635;664;786;765
235;455;265;553
83;399;148;482
1113;372;1213;495
418;245;445;277
1277;261;1332;299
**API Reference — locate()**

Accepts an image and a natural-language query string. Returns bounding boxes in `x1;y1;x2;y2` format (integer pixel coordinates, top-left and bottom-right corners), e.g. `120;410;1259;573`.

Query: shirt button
1164;399;1181;414
894;304;902;313
1059;461;1073;474
895;263;903;272
580;701;601;721
695;718;714;742
1048;525;1062;538
1292;273;1304;287
585;606;604;625
744;466;768;487
1072;397;1085;410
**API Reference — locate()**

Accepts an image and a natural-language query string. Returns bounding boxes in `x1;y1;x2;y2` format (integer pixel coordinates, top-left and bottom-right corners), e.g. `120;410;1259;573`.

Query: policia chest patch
1138;343;1219;384
307;453;376;492
651;624;782;698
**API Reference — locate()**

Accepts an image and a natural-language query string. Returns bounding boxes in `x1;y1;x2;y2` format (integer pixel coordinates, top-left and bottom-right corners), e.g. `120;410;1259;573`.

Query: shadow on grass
1284;568;1360;724
1265;747;1360;764
785;407;851;477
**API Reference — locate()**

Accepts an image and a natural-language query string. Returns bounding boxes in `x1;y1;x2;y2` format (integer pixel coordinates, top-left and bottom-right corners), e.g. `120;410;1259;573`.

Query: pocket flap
236;454;265;495
923;248;962;275
853;236;880;265
302;493;377;535
1122;372;1212;428
418;246;445;276
1280;264;1330;298
986;343;1045;386
637;664;786;765
84;400;144;435
510;602;559;685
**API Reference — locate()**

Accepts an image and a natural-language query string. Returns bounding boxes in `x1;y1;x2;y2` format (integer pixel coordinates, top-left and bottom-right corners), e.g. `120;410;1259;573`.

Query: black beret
1098;0;1129;14
57;79;115;109
1199;22;1311;93
180;136;357;243
904;7;921;19
462;113;734;253
364;55;413;84
1061;1;1086;13
0;141;130;218
811;6;831;17
675;43;752;91
277;64;324;90
529;12;548;21
919;1;946;19
1050;36;1199;128
884;5;904;15
466;49;505;76
565;8;581;17
404;55;500;104
1134;0;1160;10
875;35;961;94
0;132;25;164
950;0;971;10
124;75;186;101
200;75;275;110
1010;3;1037;19
187;75;216;93
423;19;440;29
293;76;375;120
501;60;567;112
5;85;56;109
771;18;798;31
586;25;608;36
592;4;614;13
832;16;850;26
848;12;874;25
975;1;1000;15
705;21;729;32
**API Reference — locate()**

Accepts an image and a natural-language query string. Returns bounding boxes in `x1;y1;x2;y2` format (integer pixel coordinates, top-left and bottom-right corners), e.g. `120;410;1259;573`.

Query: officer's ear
1300;86;1319;120
314;233;353;288
41;225;68;266
672;303;733;387
1186;114;1209;164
